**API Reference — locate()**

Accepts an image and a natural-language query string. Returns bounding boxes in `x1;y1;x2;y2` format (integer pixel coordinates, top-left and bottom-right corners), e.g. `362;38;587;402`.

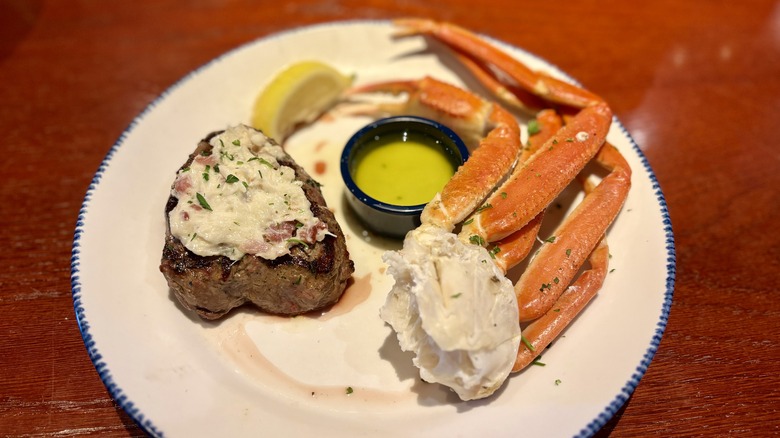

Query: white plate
71;20;674;437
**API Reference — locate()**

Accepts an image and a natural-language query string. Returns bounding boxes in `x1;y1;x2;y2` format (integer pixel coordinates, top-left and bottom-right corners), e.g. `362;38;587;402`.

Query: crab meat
380;225;521;400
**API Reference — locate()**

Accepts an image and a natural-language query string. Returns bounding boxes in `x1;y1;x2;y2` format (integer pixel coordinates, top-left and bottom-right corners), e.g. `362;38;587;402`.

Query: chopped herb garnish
527;119;540;135
463;218;474;226
202;172;209;181
242;181;248;189
219;139;225;147
521;335;535;351
232;139;241;146
469;234;485;246
181;166;191;172
294;276;302;285
553;308;561;312
566;248;572;257
226;174;239;184
196;193;212;211
475;203;493;213
190;233;197;241
540;282;551;292
213;164;220;173
258;157;274;168
565;138;574;143
500;192;508;199
489;246;501;259
451;293;462;299
286;238;309;248
345;387;354;395
200;149;212;156
552;139;558;145
545;236;557;243
610;268;616;273
532;358;546;366
555;379;562;385
553;277;560;284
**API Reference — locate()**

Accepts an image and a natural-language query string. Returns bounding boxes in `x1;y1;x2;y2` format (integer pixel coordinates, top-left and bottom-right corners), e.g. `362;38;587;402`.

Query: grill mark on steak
160;129;354;319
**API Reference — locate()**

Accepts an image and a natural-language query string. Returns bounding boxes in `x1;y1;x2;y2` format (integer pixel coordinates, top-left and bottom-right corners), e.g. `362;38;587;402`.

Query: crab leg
514;141;630;320
451;51;547;114
461;102;612;242
395;18;604;109
348;76;522;231
492;109;562;272
513;236;610;371
395;19;634;322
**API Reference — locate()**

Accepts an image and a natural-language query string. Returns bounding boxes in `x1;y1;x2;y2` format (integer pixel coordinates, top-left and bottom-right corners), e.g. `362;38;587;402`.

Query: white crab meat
380;224;521;401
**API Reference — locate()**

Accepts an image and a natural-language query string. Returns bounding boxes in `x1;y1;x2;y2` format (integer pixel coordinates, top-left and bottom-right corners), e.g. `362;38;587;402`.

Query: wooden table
2;1;778;436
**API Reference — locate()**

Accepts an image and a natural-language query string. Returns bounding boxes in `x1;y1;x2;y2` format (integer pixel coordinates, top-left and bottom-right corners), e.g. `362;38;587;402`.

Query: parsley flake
258;157;274;168
196;193;212;211
521;335;535;351
527;119;540;135
475;203;493;213
469;234;486;246
286;238;309;248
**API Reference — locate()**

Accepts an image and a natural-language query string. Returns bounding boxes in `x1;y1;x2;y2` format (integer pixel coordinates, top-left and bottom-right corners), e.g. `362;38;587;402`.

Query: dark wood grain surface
1;0;778;436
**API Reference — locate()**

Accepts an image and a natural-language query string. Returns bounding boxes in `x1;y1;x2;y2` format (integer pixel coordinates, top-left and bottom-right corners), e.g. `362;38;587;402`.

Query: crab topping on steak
160;125;354;319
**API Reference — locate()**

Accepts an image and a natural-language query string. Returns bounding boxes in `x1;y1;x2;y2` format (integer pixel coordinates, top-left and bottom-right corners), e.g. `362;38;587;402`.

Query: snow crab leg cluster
349;19;632;399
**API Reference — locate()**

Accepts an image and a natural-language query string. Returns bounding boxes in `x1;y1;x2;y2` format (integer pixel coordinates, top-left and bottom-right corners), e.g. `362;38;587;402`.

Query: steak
160;129;354;319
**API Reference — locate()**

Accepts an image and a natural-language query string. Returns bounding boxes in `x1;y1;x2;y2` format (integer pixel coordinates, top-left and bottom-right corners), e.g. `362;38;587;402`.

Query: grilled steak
160;127;354;319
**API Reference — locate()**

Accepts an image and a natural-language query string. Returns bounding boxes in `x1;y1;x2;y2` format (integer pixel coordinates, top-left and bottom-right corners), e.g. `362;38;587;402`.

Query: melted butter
352;133;455;206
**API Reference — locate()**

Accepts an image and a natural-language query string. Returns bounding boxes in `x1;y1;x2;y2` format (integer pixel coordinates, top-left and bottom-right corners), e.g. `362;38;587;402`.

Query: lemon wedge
251;60;353;142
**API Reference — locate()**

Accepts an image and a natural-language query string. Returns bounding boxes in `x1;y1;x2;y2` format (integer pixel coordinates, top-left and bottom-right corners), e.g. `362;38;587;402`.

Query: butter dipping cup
340;116;469;238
